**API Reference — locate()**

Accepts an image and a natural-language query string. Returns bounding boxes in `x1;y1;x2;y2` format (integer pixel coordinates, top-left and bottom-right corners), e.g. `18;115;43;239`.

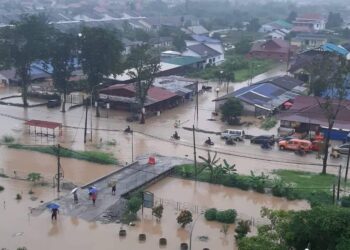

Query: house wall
249;51;288;61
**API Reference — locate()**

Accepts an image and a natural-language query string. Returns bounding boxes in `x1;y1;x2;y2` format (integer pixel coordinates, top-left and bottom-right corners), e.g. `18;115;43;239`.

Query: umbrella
71;187;78;194
89;186;98;194
46;203;60;209
284;101;293;108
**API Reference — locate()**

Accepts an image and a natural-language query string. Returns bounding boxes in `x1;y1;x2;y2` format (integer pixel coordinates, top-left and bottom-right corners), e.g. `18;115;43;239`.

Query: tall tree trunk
20;68;30;107
322;121;334;174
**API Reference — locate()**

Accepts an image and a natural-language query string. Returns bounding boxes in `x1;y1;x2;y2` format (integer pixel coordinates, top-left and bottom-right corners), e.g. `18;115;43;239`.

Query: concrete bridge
50;155;192;222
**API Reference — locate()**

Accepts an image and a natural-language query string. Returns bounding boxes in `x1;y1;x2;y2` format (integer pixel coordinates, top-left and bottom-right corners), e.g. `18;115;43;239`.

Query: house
291;33;327;50
293;13;326;32
184;25;209;36
248;39;294;62
122;38;143;55
149;37;173;48
213;75;307;116
161;52;204;70
98;84;181;112
182;43;222;68
0;65;51;85
267;29;290;40
278;96;350;140
182;35;225;67
153;76;197;100
259;20;293;33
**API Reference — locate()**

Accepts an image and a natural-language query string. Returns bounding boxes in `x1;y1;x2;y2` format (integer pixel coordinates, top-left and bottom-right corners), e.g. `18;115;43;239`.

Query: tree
79;27;123;116
49;31;78;112
286;10;297;23
126;44;160;124
234;21;243;31
0;15;52;107
326;12;343;29
128;195;142;214
235;220;251;240
152;204;164;221
177;210;193;228
246;18;261;32
234;39;252;55
220;98;243;125
172;31;187;52
306;52;349;174
198;151;220;182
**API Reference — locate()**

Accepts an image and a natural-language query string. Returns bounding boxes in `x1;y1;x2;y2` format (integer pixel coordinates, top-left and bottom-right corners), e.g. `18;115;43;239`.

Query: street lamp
90;82;103;141
189;211;204;250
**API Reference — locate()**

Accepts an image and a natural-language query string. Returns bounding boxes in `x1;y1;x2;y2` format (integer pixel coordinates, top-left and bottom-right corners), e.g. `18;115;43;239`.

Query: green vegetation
177;210;193;228
127;195;142;214
0;185;4;191
175;164;338;206
152;204;164;221
0;173;8;178
205;208;237;224
1;135;15;143
220;98;243;125
7;144;117;165
235;220;251;240
187;56;275;82
238;206;350;250
260;116;277;130
122;192;142;224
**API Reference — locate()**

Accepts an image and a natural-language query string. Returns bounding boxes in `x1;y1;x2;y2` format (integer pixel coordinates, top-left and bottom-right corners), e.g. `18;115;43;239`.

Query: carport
25;120;62;138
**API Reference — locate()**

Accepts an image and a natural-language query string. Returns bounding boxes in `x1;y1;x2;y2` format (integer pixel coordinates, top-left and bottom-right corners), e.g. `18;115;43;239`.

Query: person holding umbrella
47;203;60;221
71;188;78;203
89;186;98;205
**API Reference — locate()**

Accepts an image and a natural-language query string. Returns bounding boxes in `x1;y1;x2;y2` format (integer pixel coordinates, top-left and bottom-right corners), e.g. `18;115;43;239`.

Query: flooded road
0;176;309;250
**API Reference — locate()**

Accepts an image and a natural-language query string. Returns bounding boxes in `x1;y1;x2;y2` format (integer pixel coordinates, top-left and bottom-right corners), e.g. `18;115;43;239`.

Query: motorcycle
205;139;214;146
261;142;272;149
225;138;236;145
171;134;180;140
124;127;133;133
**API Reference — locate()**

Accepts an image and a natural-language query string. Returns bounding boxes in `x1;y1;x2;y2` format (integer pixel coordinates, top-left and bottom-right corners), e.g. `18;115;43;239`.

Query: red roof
25;120;62;129
298;13;323;21
250;39;290;54
101;84;178;102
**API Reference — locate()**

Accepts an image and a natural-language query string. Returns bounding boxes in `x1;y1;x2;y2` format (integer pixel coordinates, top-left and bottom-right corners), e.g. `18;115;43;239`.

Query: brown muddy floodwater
1;177;309;250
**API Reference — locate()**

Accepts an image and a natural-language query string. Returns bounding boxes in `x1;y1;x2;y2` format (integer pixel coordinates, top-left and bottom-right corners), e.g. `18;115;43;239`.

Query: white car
221;129;245;141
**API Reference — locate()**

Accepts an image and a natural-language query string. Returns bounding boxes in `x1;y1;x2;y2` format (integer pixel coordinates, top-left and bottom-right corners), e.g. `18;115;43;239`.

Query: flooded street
0;177;309;250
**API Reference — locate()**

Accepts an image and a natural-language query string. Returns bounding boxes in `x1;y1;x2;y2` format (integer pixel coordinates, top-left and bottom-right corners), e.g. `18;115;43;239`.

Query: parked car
250;135;275;145
47;99;61;108
277;135;295;142
333;144;350;154
221;129;245;141
279;139;312;151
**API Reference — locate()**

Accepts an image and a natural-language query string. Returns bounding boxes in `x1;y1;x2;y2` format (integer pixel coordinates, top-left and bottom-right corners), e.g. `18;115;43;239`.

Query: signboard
143;191;154;208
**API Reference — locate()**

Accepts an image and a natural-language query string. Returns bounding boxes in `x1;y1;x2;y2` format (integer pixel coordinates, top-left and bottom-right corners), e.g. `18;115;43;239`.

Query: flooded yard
0;176;309;250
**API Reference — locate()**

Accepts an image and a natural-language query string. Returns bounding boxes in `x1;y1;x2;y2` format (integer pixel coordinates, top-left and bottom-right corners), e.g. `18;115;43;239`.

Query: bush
0;185;4;191
205;208;217;221
260;117;277;130
235;220;251;240
152;204;164;220
177;210;193;228
1;135;15;143
128;196;142;214
121;211;138;224
216;209;237;224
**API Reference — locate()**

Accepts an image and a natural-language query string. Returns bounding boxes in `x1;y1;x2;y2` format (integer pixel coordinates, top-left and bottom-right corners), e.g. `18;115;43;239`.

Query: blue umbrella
46;203;60;209
89;186;98;194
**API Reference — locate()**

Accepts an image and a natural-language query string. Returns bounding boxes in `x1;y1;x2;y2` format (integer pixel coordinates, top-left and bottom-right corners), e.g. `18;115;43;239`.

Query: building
213;75;307;116
293;13;326;32
149;37;173;48
278;96;350;140
184;25;209;36
266;29;290;40
98;84;181;112
161;52;204;70
153;76;197;100
248;39;294;62
291;33;327;50
259;20;293;33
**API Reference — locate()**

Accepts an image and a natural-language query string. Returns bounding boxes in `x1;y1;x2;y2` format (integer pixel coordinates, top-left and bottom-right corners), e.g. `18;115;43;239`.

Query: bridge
48;155;192;222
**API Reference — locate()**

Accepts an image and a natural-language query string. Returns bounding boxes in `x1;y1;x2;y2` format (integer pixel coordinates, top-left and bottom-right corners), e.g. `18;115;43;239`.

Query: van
221;129;245;141
278;139;312;151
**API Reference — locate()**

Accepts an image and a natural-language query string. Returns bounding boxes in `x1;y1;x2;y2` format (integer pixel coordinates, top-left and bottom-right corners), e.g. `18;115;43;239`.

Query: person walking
91;192;97;206
51;208;59;221
112;184;116;195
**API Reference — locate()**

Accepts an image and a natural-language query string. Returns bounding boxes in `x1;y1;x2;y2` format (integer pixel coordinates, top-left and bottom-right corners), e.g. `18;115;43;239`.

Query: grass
174;164;337;206
7;144;117;165
1;135;15;144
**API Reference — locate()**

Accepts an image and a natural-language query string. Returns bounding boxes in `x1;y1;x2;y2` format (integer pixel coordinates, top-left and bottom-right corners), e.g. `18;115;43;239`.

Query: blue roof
321;43;349;57
31;58;81;75
191;35;221;44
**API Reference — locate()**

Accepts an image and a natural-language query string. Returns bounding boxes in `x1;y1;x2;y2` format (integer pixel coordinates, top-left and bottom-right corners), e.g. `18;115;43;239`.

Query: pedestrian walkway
46;155;192;221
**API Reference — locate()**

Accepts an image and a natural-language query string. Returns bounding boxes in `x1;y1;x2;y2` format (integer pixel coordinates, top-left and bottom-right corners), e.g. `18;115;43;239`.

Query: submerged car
250;135;275;145
333;144;350;154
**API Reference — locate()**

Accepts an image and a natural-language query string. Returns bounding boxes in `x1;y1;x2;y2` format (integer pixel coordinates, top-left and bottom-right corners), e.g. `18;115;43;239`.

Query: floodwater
0;176;309;250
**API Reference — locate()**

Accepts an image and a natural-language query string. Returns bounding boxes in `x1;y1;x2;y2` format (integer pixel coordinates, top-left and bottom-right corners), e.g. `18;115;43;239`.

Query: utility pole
344;146;350;184
337;165;342;201
333;184;336;205
56;144;61;193
195;81;199;128
193;125;197;181
84;98;88;144
131;130;134;162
